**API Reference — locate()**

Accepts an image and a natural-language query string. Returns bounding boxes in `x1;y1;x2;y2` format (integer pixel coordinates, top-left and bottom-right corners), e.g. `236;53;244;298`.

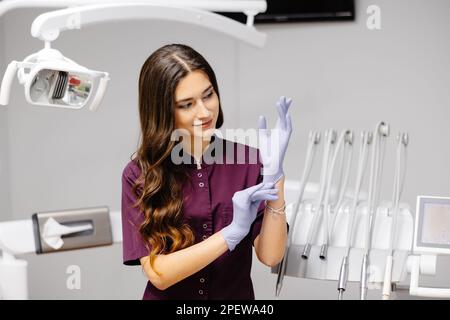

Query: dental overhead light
0;46;109;111
0;0;267;111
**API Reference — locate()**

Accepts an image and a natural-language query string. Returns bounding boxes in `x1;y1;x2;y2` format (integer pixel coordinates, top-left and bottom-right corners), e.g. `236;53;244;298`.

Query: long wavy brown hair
131;44;224;274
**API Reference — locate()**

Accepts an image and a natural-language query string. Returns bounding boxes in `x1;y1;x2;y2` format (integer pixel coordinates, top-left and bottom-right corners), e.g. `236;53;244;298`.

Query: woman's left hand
258;96;293;184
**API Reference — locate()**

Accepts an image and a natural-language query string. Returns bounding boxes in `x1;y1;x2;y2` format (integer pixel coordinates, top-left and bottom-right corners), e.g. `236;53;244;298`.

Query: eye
179;102;192;109
202;91;213;100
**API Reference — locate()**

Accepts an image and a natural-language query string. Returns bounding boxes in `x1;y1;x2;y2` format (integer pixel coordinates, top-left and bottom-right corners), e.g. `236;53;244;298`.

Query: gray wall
0;16;11;222
1;0;449;299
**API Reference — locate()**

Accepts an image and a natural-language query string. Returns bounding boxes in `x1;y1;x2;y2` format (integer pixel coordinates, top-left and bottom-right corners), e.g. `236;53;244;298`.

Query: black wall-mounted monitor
218;0;355;23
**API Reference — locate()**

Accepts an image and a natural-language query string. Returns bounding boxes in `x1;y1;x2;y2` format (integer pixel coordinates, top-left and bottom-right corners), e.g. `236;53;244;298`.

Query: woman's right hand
258;96;293;184
220;182;279;251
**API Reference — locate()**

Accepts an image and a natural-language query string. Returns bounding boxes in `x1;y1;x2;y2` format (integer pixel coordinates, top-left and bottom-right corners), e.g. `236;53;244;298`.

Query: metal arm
0;0;267;18
27;1;267;47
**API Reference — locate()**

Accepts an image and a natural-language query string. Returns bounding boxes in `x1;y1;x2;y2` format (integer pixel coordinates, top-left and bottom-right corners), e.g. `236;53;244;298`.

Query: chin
192;130;214;141
192;123;216;138
204;127;216;136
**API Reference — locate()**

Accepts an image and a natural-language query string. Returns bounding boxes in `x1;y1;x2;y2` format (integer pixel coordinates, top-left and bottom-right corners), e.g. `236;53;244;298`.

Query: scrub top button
200;278;205;283
199;182;204;187
199;290;204;295
197;173;202;178
203;223;208;229
202;235;207;240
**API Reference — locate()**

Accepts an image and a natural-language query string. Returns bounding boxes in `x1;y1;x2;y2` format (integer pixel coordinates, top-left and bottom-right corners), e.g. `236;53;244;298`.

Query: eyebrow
176;85;213;104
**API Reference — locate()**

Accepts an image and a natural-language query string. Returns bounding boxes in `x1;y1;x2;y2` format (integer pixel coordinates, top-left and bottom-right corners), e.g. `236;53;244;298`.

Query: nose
196;99;211;119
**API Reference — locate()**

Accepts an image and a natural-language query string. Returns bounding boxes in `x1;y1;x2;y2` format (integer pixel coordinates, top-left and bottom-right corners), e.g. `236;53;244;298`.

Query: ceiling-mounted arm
30;1;267;47
0;0;266;19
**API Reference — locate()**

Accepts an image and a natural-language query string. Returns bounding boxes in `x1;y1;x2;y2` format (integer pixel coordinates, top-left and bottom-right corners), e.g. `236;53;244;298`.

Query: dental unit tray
272;184;413;286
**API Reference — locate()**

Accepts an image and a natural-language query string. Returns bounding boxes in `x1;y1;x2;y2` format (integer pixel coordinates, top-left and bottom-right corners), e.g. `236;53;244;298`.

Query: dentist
121;44;292;300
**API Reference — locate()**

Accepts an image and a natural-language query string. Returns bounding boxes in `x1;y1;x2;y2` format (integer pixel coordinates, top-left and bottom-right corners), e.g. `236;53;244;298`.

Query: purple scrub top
121;136;268;300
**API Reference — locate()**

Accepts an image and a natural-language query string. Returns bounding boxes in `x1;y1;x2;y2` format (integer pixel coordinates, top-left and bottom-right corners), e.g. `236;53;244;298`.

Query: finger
252;188;278;198
262;181;276;189
250;188;279;201
280;96;288;114
276;100;287;130
258;115;267;130
286;113;292;133
252;193;279;202
276;97;285;116
251;192;279;202
280;96;292;114
258;115;269;139
244;181;266;195
284;96;292;112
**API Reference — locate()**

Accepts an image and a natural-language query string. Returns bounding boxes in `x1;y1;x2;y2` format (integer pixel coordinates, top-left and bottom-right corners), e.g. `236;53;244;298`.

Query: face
174;70;219;144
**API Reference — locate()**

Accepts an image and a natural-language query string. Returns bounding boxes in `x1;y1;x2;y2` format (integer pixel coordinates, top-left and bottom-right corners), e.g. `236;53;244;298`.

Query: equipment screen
415;196;450;254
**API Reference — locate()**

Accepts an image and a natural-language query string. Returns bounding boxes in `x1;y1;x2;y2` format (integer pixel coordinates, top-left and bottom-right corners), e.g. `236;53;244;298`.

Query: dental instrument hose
275;131;320;297
320;130;353;260
302;130;336;260
337;132;372;300
360;122;389;300
381;133;408;300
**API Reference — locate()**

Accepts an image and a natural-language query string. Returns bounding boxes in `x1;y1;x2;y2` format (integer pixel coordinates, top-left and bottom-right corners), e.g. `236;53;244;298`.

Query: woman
121;44;292;299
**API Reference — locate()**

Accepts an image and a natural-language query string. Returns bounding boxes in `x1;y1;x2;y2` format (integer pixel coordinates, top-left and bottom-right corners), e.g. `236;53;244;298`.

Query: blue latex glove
258;96;293;184
221;182;279;251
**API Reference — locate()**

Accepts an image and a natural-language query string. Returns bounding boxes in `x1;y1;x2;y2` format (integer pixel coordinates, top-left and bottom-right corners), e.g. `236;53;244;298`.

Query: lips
194;119;213;128
201;119;213;128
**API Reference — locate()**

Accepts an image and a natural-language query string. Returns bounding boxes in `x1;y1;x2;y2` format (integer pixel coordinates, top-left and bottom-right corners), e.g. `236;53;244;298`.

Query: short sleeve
121;164;150;266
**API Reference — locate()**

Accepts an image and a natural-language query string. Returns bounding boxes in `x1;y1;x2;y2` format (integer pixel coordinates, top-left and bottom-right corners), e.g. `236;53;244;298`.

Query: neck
183;136;211;163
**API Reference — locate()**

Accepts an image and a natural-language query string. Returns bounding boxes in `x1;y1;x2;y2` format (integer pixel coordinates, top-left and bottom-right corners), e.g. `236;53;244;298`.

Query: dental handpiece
360;253;369;300
337;132;372;300
337;256;349;300
275;250;288;297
